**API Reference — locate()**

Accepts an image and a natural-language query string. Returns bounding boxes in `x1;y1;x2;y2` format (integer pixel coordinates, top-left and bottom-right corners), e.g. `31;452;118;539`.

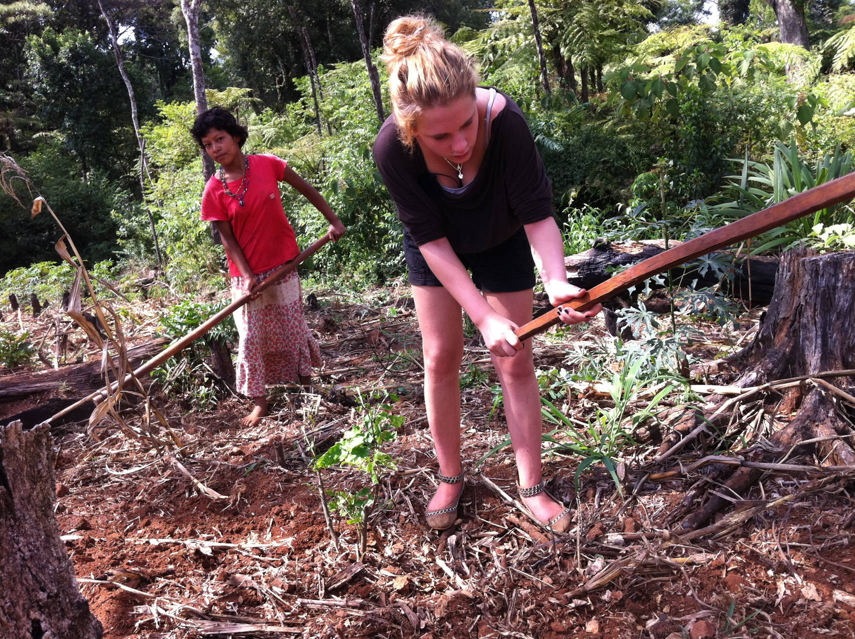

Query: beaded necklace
218;155;250;206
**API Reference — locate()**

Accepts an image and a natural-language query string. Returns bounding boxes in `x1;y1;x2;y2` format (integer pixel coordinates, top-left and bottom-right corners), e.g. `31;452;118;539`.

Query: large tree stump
0;421;103;638
679;249;855;530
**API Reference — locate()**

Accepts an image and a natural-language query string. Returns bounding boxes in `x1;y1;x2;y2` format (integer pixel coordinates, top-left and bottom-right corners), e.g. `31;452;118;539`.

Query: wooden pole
46;235;331;425
516;171;855;341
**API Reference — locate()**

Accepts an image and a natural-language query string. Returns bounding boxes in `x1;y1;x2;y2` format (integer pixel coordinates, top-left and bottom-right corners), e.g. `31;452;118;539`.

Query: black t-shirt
373;90;554;254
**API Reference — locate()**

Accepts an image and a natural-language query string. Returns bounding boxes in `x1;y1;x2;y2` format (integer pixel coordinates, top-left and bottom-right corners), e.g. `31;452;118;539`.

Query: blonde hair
380;15;478;148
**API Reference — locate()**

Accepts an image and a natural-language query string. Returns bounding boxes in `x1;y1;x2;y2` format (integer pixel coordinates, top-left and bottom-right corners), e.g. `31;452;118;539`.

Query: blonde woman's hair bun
381;14;478;148
381;15;443;63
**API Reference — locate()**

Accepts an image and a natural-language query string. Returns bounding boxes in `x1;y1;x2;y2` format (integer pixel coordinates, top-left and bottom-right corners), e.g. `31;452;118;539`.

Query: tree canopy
0;0;853;282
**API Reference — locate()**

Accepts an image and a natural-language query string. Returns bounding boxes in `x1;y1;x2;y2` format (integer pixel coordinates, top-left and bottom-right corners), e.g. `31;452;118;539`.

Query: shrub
0;330;35;370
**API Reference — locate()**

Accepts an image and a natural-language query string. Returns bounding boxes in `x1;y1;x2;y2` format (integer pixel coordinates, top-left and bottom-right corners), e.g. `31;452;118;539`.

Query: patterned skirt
230;268;321;398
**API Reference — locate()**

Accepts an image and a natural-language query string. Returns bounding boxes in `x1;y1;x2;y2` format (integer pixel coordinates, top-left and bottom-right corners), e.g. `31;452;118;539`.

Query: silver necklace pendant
444;157;464;186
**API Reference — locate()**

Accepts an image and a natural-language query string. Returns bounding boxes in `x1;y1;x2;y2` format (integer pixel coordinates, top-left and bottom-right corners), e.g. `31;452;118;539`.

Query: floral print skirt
230;268;320;398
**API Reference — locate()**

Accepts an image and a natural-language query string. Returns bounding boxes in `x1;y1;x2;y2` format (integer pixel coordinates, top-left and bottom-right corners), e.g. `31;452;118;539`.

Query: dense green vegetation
1;0;854;301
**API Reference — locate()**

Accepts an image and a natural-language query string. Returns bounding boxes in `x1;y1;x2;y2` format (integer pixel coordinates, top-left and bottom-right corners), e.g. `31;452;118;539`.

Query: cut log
676;249;855;530
0;339;167;402
0;421;103;638
564;240;777;305
725;255;779;306
521;172;855;341
560;240;779;338
0;339;167;428
563;240;681;291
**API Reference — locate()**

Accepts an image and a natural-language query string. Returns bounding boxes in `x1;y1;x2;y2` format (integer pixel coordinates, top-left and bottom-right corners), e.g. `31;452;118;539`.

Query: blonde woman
373;15;601;532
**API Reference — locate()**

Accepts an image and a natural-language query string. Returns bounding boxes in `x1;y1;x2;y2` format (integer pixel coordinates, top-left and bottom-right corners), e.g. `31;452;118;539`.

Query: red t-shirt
200;154;299;276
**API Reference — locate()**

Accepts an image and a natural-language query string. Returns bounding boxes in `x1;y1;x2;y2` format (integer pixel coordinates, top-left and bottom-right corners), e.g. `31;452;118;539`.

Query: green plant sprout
151;299;237;409
313;390;402;556
541;356;677;496
460;362;490;390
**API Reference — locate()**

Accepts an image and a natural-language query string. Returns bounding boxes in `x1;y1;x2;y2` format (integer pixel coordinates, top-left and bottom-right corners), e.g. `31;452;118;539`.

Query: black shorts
404;227;536;293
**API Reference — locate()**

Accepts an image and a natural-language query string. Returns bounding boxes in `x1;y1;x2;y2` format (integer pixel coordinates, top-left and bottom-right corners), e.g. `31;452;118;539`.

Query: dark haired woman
191;107;345;426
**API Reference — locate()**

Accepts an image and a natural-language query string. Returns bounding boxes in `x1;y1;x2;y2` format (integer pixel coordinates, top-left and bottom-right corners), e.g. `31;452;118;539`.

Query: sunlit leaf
31;196;45;218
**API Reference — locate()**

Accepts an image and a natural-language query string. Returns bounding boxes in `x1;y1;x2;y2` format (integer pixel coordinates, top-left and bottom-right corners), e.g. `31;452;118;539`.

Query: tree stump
0;421;103;638
205;336;236;390
678;249;855;530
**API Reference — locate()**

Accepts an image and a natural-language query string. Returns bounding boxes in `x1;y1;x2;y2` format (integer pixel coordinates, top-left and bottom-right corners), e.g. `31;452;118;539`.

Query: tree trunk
181;0;218;245
350;0;385;125
181;0;213;179
289;5;325;136
767;0;810;48
677;249;855;530
527;0;551;96
580;65;589;102
0;421;103;638
98;0;163;269
730;249;855;389
566;56;577;95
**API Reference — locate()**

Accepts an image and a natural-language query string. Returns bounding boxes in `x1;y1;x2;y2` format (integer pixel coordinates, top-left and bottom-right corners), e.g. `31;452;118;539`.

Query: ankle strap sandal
425;472;464;531
517;480;573;534
518;479;547;499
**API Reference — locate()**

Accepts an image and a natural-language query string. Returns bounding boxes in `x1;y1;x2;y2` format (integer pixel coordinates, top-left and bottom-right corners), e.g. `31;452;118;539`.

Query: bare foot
240;398;268;427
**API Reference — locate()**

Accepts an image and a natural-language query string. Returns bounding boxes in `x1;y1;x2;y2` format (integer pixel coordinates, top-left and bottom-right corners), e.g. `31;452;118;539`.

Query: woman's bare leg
412;285;465;512
485;289;568;525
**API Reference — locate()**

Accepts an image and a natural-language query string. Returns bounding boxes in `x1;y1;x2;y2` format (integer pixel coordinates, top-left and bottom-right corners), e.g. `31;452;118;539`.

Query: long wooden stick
517;171;855;341
46;235;332;425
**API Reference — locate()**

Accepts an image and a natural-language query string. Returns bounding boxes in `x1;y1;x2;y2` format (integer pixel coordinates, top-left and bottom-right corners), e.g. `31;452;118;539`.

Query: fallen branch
648;454;855;481
478;473;575;537
125;536;294;551
191;620;301;636
170;456;228;500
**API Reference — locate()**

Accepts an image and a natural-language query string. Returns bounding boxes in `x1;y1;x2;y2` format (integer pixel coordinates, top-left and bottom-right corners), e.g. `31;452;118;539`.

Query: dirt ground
2;283;855;638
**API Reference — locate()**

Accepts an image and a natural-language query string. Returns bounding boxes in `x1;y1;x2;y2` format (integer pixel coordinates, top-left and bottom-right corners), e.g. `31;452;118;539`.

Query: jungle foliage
1;0;854;295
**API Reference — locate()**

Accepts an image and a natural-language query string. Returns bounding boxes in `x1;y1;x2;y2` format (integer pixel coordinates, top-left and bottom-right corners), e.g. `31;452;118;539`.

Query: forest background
1;0;854;308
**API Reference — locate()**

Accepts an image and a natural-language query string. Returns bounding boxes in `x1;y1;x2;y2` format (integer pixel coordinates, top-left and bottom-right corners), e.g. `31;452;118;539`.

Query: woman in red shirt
191;107;345;426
